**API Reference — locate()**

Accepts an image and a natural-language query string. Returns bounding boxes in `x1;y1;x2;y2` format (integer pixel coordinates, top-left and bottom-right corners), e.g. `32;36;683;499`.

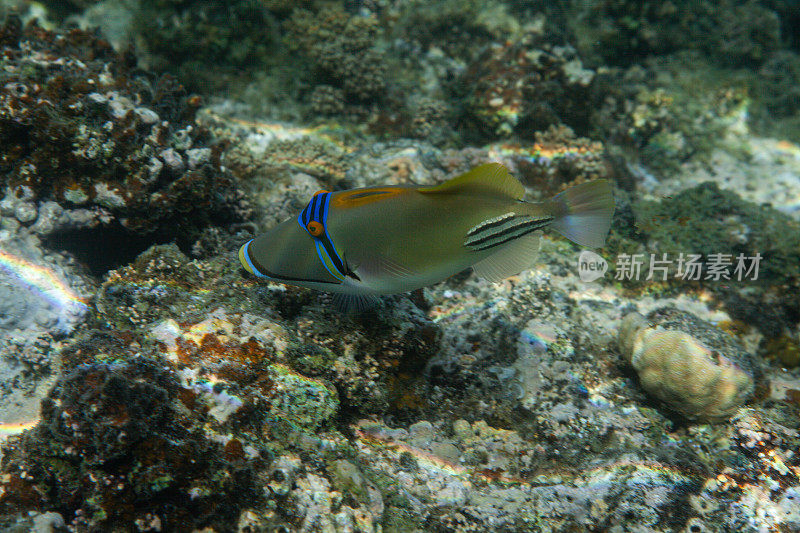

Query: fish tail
546;180;615;248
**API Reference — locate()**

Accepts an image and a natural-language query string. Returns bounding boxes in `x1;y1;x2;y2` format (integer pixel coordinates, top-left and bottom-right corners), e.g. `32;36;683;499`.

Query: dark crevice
42;223;172;277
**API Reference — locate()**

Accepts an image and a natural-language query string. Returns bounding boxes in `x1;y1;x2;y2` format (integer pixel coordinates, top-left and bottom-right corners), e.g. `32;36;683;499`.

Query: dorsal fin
418;163;525;199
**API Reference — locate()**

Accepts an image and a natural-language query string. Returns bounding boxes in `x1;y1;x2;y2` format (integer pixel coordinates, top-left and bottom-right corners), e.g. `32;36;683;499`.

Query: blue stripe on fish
308;195;318;224
242;240;265;277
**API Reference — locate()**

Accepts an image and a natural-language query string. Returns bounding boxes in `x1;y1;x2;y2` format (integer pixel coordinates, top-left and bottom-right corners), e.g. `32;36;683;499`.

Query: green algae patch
763;334;800;368
634;182;800;289
266;363;339;431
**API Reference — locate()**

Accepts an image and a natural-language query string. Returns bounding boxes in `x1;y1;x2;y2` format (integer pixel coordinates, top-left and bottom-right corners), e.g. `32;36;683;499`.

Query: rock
30;512;65;533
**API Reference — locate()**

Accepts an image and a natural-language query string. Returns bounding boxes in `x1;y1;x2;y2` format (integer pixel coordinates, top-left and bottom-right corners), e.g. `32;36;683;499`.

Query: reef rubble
1;134;798;530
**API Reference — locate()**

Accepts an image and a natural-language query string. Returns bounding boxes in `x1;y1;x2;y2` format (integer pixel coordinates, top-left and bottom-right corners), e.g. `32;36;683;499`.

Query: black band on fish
465;215;553;251
298;192;347;282
466;212;517;237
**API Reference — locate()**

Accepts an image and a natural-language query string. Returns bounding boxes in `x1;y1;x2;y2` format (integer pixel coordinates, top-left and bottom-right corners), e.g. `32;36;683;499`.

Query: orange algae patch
786;389;800;405
717;319;749;338
149;310;283;367
195;334;270;365
167;333;271;366
224;438;245;461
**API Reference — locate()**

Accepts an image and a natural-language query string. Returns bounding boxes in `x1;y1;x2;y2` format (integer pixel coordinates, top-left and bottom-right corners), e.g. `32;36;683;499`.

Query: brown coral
0;19;249;271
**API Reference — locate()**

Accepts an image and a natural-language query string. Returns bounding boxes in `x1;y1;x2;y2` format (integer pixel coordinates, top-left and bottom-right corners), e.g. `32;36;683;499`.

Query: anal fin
332;293;382;314
471;231;542;282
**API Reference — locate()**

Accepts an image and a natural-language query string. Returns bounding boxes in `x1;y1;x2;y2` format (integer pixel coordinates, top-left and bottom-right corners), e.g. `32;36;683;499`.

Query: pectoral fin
352;254;415;282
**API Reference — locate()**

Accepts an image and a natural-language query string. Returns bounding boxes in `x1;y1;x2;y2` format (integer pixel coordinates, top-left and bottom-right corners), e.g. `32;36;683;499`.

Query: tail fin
548;180;615;248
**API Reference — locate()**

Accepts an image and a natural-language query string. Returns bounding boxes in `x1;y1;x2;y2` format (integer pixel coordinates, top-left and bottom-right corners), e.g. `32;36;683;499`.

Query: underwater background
0;0;799;531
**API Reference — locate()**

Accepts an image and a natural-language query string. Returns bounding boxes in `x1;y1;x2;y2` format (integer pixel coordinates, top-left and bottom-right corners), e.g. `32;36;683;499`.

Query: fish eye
307;220;324;236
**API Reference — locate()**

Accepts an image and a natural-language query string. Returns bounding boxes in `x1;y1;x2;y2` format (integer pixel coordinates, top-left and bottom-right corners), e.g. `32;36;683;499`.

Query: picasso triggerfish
239;163;614;309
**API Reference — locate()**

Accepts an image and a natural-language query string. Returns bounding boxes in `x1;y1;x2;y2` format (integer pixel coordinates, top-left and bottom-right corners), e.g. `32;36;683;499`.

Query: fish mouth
238;241;340;285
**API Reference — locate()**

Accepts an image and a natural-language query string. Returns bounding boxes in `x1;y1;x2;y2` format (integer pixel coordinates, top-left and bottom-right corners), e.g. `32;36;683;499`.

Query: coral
259;137;349;183
0;20;250;272
571;0;782;67
285;6;387;102
0;213;93;448
0;228;446;528
459;33;596;139
1;156;798;530
762;334;800;368
618;310;756;421
764;0;800;51
200;107;351;188
309;84;345;116
751;50;800;137
96;240;441;419
289;470;383;532
593;61;749;176
131;0;279;92
487;125;610;197
354;417;702;531
2;3;800;531
396;0;521;62
705;0;782;65
0;357;267;530
265;363;339;430
408;96;451;145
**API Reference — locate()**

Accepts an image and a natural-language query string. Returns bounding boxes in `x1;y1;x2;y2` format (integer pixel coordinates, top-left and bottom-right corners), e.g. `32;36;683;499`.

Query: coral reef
285;6;387;103
37;0;281;93
1;141;799;530
0;357;268;530
0;19;250;270
395;0;522;62
752;50;800;138
592;59;750;176
570;0;783;67
407;96;452;145
132;0;280;92
487;125;610;196
459;33;596;139
1;2;799;532
0;235;441;529
619;310;756;421
309;84;346;117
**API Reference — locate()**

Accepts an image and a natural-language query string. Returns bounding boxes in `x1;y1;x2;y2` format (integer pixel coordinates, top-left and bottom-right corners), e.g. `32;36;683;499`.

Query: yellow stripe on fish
239;163;614;306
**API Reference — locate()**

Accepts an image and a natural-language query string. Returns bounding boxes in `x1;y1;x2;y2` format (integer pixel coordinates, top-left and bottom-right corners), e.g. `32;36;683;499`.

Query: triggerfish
239;163;614;309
